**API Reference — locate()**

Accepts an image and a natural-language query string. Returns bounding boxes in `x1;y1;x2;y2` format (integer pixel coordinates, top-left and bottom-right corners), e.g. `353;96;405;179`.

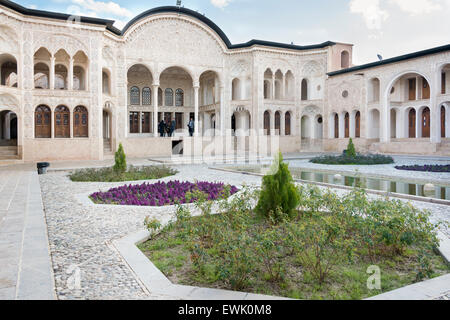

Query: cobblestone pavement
40;163;449;300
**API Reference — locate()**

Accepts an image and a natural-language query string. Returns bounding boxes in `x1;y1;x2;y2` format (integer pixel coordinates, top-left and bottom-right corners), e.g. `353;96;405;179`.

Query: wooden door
344;113;350;138
264;112;270;135
35;106;51;138
409;109;416;138
175;113;183;130
142;112;150;133
55;106;70;138
442;106;446;138
285;112;291;136
275;112;280;135
442;73;446;94
422;108;430;138
409;78;416;101
129;112;139;133
334;114;339;138
422;78;430;99
74;106;88;137
355;112;361;138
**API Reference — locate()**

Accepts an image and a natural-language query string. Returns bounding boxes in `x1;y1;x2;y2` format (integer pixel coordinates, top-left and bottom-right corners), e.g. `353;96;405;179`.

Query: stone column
339;114;345;139
349;113;355;138
50;56;55;90
380;92;390;142
219;86;225;136
194;85;199;136
270;112;275;136
282;73;286;100
430;73;441;143
68;58;74;90
152;84;159;137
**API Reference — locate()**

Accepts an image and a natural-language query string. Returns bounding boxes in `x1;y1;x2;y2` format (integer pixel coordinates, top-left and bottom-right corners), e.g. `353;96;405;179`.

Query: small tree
255;152;300;223
346;138;356;158
113;143;127;173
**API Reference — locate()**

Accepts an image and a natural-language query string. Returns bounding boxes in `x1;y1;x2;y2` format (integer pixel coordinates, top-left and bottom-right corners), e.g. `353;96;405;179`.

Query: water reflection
229;166;450;201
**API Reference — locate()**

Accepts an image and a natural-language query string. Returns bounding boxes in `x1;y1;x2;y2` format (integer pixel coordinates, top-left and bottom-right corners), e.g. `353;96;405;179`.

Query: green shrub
346;138;356;157
310;153;394;165
113;143;127;173
255;152;300;223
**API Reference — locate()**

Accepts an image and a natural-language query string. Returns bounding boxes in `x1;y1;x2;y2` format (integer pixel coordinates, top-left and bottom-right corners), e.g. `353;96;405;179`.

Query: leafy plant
255;152;300;223
310;153;394;165
113;143;127;173
346;138;356;158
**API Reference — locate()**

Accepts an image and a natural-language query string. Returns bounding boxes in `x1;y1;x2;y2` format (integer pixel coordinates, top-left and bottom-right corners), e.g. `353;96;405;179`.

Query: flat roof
328;43;450;77
0;0;336;51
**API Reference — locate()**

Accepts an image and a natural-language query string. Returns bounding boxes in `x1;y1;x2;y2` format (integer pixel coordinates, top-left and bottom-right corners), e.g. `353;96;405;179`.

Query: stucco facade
0;1;449;161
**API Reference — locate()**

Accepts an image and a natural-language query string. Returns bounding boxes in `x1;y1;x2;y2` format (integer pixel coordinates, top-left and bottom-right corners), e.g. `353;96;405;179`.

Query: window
130;86;140;105
35;105;51;138
301;79;308;101
285;112;291;136
129;111;139;133
175;89;184;106
54;105;70;138
158;88;162;106
142;112;151;133
165;88;174;106
142;87;151;105
74;106;88;137
341;51;350;68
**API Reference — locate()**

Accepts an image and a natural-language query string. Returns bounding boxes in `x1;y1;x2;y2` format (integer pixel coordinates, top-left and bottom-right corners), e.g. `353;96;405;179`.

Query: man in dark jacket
158;120;166;137
188;118;194;137
169;119;176;137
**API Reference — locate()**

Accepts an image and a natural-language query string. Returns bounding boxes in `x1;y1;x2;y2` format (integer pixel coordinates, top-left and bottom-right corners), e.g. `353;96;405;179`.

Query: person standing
169;119;176;137
158;119;166;137
188;118;194;137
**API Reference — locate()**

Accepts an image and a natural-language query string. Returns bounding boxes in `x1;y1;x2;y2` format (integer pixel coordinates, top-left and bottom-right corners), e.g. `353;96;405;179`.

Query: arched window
285;112;291;136
275;111;281;135
355;111;361;138
54;106;70;138
264;111;270;136
334;114;339;138
35;105;51;138
344;112;350;138
102;71;110;94
175;89;184;107
341;51;350;69
142;87;151;105
74;106;88;137
158;88;163;106
409;109;416;138
165;88;174;106
130;86;140;105
301;79;308;101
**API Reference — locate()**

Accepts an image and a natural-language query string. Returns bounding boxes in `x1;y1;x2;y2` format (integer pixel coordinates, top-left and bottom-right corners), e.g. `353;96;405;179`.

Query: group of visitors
158;118;195;137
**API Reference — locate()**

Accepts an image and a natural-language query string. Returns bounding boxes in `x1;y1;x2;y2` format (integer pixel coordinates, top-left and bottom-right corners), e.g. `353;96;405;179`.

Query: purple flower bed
395;164;450;173
90;180;239;207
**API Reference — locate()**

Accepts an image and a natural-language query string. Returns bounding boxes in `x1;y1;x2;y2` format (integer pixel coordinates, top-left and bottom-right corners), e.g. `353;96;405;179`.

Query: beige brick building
0;1;449;161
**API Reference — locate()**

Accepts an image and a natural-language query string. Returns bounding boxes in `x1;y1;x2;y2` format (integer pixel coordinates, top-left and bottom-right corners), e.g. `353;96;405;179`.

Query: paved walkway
0;165;55;300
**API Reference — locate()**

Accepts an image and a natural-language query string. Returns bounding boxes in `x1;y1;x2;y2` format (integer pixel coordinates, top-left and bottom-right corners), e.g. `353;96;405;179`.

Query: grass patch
138;185;448;300
310;154;394;165
69;165;177;182
395;165;450;173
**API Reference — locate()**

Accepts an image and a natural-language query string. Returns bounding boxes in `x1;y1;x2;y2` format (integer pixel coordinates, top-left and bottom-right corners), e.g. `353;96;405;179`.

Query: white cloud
349;0;389;30
211;0;232;9
71;0;133;18
389;0;442;15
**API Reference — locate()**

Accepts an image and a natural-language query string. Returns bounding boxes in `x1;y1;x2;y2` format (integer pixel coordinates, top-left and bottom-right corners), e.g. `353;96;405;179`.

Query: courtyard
0;153;449;300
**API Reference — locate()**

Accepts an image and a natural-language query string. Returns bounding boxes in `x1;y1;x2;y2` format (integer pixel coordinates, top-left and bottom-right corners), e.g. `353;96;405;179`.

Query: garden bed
69;165;177;182
90;180;239;206
395;165;450;173
138;186;448;300
310;154;394;165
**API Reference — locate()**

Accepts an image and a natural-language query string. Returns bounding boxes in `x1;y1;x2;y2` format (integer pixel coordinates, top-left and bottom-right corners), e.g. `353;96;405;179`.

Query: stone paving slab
0;166;55;300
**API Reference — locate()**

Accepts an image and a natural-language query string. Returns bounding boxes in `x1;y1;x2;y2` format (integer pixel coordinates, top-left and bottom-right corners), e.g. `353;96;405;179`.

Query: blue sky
14;0;450;65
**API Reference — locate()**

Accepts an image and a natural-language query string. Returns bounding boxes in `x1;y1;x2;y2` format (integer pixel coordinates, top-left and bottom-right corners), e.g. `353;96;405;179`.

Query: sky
14;0;450;65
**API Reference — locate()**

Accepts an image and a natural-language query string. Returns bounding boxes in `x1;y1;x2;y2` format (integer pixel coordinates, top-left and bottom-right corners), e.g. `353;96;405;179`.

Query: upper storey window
130;86;140;105
142;87;151;105
165;88;174;106
341;51;350;69
175;89;184;106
